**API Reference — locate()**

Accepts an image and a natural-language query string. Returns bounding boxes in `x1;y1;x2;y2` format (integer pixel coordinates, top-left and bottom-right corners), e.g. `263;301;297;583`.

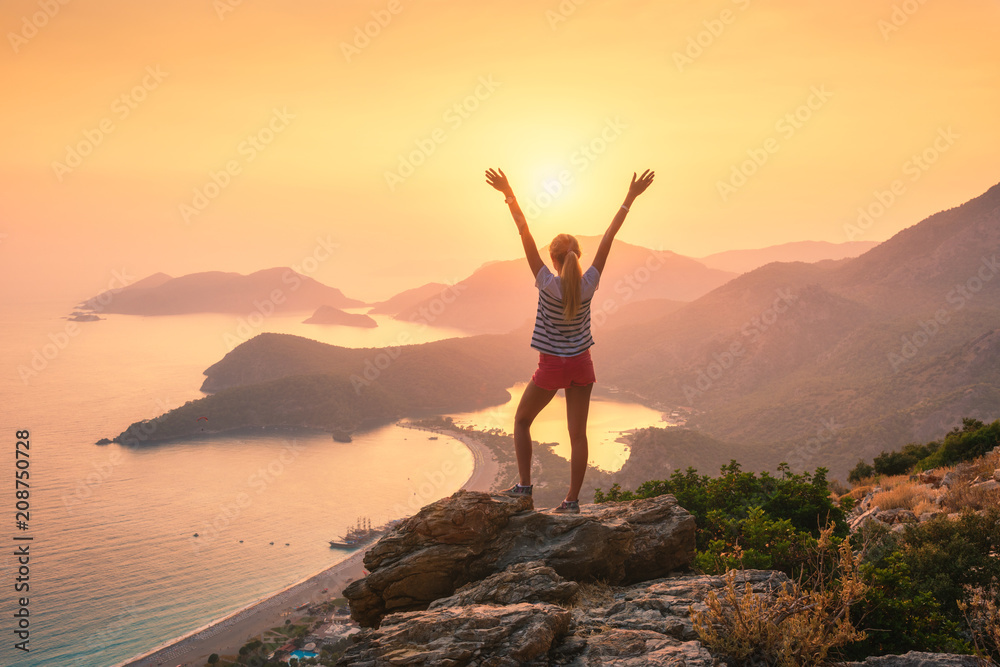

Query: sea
0;301;664;667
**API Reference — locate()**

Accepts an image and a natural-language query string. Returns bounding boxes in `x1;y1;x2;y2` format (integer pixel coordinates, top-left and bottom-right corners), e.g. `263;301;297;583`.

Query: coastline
115;424;499;667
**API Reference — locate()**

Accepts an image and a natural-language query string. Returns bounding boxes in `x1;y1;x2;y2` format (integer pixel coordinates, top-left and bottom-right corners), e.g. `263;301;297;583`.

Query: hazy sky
2;0;998;303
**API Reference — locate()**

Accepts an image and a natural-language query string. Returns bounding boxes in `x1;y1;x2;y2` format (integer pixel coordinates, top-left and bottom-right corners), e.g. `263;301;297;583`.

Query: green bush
596;461;846;579
848;460;874;484
844;551;970;658
849;418;999;484
919;418;999;470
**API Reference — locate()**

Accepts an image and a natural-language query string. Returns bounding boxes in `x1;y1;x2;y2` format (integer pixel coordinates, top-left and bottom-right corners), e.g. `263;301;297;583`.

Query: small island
302;305;378;328
68;311;104;322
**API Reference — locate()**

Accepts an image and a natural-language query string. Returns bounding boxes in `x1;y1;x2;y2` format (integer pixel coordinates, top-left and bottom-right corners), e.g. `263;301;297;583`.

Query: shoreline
115;424;499;667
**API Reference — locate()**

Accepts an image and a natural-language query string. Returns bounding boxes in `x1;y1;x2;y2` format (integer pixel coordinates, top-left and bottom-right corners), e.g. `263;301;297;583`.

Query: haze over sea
0;301;661;667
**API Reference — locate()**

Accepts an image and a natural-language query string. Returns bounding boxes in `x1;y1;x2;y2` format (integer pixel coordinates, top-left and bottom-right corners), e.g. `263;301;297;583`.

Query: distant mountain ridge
108;182;1000;480
598;181;1000;476
697;240;878;274
79;267;365;315
381;237;738;334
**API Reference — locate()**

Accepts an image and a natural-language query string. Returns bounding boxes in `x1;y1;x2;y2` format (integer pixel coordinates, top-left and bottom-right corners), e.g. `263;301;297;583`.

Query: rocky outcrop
339;564;788;666
339;490;982;666
344;490;696;628
429;561;580;609
842;651;982;666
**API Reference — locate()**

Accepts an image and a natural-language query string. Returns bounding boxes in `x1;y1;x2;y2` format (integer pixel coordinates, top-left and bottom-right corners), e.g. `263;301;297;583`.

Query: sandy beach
116;426;500;667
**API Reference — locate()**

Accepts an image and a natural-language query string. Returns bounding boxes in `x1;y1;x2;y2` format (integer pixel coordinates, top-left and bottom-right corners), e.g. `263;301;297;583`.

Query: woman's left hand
627;169;655;198
485;168;514;197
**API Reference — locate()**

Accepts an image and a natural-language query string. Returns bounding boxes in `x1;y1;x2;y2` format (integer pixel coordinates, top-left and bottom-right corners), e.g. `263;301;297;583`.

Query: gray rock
337;602;572;666
876;508;916;524
841;649;983;666
940;471;959;487
345;490;695;628
973;479;999;492
429;561;579;609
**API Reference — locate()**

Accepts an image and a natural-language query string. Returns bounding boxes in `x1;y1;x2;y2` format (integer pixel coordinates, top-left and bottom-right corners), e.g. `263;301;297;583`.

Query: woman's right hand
627;169;655;199
485;168;514;197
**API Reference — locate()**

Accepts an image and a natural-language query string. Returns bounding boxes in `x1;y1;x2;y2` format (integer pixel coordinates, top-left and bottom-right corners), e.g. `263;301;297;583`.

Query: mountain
367;282;451;315
599;181;1000;478
109;182;1000;480
697;240;878;274
303;305;377;328
78;267;365;315
111;329;536;444
383;237;737;334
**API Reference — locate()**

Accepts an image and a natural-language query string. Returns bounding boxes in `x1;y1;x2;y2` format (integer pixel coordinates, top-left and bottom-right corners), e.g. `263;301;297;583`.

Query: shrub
845;551;970;658
959;585;1000;663
848;418;999;485
920;418;999;470
692;532;866;667
848;460;874;485
596;462;847;580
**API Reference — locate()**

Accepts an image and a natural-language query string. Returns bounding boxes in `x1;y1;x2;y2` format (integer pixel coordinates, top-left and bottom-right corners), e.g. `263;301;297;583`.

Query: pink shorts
531;349;596;391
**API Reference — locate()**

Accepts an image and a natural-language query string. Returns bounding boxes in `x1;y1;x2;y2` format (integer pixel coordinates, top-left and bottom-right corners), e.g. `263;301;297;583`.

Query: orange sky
2;0;998;303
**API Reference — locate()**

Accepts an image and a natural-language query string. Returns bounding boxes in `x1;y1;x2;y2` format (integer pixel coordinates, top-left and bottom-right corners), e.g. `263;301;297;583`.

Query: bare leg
513;380;557;485
564;383;593;502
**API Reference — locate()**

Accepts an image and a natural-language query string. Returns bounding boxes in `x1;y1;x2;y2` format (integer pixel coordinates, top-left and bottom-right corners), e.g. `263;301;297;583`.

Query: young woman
484;167;655;512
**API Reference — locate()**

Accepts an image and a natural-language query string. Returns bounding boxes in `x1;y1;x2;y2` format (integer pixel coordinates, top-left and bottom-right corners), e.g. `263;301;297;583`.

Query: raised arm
485;168;544;277
590;169;655;275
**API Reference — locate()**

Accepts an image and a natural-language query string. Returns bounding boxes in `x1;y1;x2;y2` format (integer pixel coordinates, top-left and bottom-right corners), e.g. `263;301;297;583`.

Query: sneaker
553;500;580;514
501;483;532;497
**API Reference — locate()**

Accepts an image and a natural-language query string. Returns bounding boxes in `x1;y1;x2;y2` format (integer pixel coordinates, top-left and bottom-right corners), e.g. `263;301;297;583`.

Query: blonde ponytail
550;234;583;320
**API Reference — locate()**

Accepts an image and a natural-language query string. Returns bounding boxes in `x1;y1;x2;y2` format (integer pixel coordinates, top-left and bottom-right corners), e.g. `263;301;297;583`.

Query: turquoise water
0;304;473;667
0;302;661;667
449;382;668;472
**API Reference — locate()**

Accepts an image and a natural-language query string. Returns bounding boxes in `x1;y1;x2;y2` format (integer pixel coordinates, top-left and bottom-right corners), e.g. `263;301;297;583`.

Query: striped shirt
530;265;601;356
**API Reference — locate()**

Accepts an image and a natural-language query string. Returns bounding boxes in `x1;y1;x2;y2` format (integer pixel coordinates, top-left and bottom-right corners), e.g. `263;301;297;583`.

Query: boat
329;516;383;549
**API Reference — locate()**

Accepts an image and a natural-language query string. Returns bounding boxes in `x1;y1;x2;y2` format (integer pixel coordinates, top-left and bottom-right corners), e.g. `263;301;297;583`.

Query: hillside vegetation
602;417;1000;662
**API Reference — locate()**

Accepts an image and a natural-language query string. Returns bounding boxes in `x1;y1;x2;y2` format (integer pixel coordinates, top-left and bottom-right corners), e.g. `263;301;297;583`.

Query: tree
207;654;219;665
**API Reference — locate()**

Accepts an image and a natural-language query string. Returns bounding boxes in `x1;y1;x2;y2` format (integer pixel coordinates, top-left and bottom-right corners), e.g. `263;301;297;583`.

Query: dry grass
843;485;874;503
941;483;1000;514
870;482;941;512
961;452;1000;484
959;585;1000;666
691;530;866;667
